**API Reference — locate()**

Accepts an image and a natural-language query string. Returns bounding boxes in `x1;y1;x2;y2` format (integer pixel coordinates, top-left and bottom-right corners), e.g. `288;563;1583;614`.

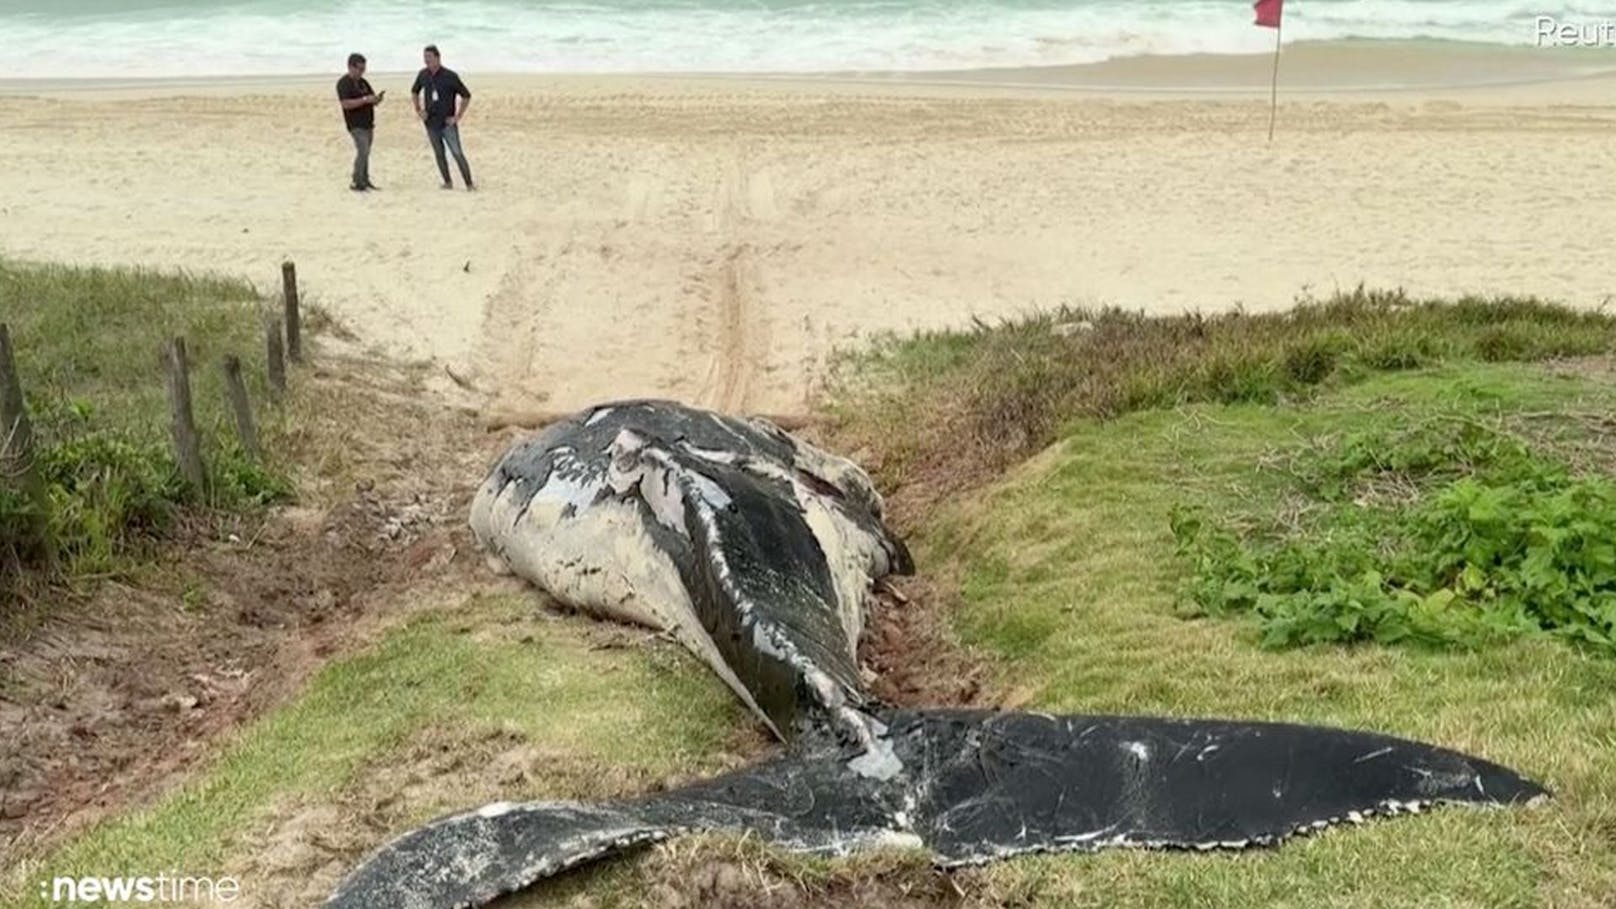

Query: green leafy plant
1172;419;1616;654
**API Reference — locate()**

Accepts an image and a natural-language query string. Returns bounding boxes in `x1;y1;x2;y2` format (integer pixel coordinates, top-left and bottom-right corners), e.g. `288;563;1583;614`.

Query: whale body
326;400;1547;909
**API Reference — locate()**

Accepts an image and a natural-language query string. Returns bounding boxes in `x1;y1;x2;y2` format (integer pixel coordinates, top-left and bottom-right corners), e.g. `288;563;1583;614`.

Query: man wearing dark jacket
410;45;475;190
336;52;384;192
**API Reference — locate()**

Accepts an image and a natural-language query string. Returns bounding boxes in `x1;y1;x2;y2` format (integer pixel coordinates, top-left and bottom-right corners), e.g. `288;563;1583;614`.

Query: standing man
336;53;384;192
410;45;475;191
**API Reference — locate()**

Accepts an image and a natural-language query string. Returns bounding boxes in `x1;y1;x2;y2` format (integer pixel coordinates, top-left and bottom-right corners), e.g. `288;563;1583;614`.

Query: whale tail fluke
324;710;1546;908
322;801;676;909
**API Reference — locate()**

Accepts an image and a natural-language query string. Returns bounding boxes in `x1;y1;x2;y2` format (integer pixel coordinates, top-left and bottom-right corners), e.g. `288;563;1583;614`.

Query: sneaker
364;182;381;191
349;183;367;192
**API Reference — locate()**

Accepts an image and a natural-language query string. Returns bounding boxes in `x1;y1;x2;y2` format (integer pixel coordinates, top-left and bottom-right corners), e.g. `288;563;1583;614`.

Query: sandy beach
3;43;1614;416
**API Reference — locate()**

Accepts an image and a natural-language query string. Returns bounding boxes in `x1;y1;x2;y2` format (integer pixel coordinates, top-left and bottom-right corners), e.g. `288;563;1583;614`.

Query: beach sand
3;43;1614;416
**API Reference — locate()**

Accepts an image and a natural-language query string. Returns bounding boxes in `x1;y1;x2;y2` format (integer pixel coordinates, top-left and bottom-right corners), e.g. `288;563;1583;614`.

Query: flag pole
1267;17;1282;141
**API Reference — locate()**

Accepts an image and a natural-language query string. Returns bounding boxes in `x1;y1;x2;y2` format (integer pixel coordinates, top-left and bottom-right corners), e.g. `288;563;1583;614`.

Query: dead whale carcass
326;399;1547;909
466;399;911;747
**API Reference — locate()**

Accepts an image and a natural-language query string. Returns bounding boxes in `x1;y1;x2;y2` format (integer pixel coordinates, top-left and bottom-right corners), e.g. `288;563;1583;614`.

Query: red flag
1254;0;1282;28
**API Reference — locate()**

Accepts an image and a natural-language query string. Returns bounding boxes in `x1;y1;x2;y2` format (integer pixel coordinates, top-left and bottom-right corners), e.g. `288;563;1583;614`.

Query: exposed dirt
0;351;497;865
860;578;990;711
804;421;1004;714
1544;353;1616;384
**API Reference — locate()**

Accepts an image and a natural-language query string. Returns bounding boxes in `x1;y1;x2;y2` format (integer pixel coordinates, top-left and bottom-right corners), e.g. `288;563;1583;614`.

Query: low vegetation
0;260;288;593
1173;412;1616;654
830;288;1616;494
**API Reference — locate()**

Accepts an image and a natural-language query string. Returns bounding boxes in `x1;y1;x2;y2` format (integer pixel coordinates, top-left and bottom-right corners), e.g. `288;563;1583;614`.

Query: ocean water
0;0;1602;79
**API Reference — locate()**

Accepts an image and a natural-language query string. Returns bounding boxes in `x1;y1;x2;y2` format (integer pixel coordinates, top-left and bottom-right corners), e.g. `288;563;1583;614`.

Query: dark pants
348;127;373;187
426;123;473;187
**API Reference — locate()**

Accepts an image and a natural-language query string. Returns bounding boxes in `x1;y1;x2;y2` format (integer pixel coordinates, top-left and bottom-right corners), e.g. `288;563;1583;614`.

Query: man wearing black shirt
410;45;475;191
336;53;384;192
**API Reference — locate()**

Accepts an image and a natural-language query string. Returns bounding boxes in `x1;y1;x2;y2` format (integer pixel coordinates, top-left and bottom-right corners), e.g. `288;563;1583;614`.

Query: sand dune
4;51;1615;416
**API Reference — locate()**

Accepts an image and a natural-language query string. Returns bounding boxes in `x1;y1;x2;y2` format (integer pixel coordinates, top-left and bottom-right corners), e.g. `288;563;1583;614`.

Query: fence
0;261;307;560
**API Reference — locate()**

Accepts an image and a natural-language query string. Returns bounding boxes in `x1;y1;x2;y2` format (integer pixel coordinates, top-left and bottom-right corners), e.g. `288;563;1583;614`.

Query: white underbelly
469;474;781;737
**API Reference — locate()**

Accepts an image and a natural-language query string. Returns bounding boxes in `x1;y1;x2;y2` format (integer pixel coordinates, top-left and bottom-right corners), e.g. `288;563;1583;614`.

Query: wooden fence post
161;337;206;496
264;314;287;395
281;261;302;363
221;355;262;463
0;323;51;560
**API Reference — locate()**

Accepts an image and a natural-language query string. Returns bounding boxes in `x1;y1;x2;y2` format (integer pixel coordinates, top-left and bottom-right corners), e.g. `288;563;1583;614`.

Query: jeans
426;123;474;187
348;127;373;187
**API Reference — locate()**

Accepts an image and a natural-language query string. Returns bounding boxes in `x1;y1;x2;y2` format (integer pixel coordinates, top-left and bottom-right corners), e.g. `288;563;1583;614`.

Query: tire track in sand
694;145;771;413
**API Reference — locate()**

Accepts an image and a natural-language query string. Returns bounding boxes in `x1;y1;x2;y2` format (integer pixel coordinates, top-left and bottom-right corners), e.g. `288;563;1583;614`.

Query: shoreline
3;41;1609;101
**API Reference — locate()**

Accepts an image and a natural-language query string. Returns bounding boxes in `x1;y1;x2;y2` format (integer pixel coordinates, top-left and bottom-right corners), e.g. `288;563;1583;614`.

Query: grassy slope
826;292;1616;495
930;365;1616;908
0;593;746;907
0;260;282;584
0;260;270;443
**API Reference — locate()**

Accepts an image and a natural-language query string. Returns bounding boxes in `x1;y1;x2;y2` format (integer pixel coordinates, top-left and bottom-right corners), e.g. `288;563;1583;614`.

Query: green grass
827;289;1616;494
0;260;288;585
901;364;1616;908
0;592;748;908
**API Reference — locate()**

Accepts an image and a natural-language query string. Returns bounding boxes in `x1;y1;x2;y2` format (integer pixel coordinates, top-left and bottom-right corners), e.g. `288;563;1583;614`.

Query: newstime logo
1536;16;1616;46
40;873;241;904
